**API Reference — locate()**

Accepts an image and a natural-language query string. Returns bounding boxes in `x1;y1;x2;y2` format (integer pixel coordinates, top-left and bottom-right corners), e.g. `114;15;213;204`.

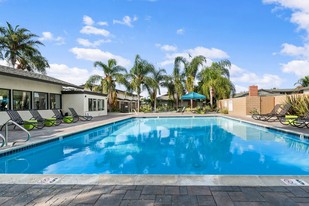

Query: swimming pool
0;117;308;175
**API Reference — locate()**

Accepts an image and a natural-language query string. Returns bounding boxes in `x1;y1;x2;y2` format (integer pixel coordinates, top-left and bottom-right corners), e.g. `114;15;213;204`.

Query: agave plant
285;95;309;116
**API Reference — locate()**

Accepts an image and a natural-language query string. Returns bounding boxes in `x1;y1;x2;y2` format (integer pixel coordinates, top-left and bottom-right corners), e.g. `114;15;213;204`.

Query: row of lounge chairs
252;103;309;128
0;108;93;131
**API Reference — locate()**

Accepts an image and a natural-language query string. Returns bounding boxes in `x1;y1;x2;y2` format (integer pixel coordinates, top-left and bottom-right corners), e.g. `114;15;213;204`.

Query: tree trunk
137;93;140;113
210;86;214;108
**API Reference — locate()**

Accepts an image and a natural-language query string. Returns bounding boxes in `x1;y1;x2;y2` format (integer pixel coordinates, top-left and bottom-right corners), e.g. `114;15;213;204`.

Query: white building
0;65;107;125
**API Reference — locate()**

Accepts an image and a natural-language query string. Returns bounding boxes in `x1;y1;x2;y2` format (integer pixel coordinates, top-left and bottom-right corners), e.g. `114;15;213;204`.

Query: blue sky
1;0;309;94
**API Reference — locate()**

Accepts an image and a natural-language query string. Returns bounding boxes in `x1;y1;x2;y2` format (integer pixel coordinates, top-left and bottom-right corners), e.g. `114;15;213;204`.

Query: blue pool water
0;117;308;175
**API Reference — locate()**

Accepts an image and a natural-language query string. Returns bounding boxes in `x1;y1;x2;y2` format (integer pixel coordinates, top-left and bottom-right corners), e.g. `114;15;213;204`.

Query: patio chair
282;110;309;128
181;107;186;114
52;109;74;123
0;110;44;131
30;110;61;126
251;104;282;120
69;108;93;121
260;103;291;121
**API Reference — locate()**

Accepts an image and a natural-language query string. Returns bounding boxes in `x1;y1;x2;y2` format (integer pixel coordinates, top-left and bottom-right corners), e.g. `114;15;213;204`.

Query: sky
1;0;309;95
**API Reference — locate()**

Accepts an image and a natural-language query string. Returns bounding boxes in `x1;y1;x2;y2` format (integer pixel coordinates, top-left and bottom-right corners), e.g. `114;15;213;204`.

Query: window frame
12;90;32;111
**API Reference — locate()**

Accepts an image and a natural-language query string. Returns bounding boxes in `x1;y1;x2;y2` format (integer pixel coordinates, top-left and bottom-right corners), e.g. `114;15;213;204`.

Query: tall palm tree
174;55;206;93
161;75;176;108
198;60;235;107
85;58;128;111
295;76;309;87
0;22;49;73
128;54;155;112
145;68;167;112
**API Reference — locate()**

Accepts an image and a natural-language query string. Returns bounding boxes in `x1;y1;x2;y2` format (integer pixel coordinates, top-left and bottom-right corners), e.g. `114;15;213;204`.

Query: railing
4;120;31;146
0;134;5;147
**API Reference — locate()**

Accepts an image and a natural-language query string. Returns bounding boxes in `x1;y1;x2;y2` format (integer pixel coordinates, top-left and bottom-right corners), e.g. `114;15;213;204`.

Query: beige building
114;90;138;112
0;65;107;125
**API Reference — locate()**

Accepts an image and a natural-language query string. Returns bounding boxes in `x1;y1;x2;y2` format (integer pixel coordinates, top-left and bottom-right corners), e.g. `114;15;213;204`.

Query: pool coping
0;113;308;186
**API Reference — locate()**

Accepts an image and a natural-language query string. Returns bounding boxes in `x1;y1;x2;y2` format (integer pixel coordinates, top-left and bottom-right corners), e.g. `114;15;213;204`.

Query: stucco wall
260;96;274;114
62;93;107;117
0;75;62;93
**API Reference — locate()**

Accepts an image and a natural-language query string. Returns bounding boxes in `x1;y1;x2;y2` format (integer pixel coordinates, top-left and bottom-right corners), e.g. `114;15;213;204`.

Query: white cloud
113;16;138;27
176;28;184;35
38;32;65;45
281;60;309;77
98;21;109;26
70;47;131;67
80;25;110;36
159;46;229;66
77;38;111;47
83;15;94;26
47;64;91;85
155;44;177;52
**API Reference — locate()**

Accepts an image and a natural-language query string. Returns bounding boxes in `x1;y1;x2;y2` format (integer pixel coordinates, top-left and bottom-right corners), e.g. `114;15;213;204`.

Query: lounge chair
69;108;93;121
252;104;282;120
52;109;74;123
30;110;61;126
281;111;309;128
0;110;44;131
260;103;291;121
181;107;186;114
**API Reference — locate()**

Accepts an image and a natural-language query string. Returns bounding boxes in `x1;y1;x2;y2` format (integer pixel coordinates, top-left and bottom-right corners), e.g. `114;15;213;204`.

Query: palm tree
161;75;176;108
145;68;167;112
174;55;206;93
295;76;309;87
128;55;155;112
198;60;235;107
0;22;49;73
85;58;128;111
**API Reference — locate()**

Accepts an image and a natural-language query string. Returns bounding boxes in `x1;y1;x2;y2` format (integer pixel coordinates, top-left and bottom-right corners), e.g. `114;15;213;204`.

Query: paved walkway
0;113;308;205
0;184;309;206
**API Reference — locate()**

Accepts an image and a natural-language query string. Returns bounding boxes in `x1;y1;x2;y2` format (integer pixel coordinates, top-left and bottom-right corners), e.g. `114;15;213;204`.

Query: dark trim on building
62;90;107;96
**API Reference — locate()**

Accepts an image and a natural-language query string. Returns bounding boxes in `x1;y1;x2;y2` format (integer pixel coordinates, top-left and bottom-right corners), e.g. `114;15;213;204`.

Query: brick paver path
0;184;308;205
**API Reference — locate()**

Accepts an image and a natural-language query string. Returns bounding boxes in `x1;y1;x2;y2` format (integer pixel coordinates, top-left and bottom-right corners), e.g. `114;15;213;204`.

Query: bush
140;104;152;113
286;95;309;116
220;108;228;114
249;108;259;115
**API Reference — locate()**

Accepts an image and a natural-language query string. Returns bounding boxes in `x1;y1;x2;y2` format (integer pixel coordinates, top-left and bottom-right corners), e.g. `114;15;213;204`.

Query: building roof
234;88;301;98
62;90;107;96
0;65;81;88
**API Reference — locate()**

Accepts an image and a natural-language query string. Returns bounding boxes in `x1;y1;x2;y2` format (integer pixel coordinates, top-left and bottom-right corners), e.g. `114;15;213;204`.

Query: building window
50;94;61;109
33;92;47;110
98;99;104;111
13;90;31;110
0;89;10;111
88;98;97;111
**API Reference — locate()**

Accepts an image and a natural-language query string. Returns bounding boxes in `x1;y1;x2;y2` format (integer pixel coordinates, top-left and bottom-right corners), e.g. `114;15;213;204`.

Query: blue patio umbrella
181;92;206;109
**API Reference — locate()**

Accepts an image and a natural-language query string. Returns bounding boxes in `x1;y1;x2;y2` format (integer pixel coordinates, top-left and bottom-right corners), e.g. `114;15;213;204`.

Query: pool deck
0;112;308;205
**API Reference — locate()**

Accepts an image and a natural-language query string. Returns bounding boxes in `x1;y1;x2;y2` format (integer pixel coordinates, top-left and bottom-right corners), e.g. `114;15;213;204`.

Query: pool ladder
0;120;31;147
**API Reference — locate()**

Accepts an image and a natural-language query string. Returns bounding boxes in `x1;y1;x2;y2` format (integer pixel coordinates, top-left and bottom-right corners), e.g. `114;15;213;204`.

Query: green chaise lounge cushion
23;120;38;130
63;116;74;123
44;118;57;126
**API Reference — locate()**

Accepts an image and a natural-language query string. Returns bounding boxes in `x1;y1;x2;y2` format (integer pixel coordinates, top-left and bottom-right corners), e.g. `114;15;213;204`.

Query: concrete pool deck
0;112;308;205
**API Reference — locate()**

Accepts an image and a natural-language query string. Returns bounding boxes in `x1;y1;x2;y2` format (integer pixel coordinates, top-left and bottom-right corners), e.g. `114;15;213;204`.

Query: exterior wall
229;97;247;116
260;96;274;114
274;95;287;105
62;93;107;117
0;75;62;125
246;96;261;114
0;75;62;93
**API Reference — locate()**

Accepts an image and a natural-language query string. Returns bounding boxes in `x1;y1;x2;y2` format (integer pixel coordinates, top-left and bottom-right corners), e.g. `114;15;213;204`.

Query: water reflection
0;117;308;174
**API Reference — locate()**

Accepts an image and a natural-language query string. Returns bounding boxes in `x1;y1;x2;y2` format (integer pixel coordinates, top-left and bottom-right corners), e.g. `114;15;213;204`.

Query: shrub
220;108;228;114
285;95;309;116
140;104;152;113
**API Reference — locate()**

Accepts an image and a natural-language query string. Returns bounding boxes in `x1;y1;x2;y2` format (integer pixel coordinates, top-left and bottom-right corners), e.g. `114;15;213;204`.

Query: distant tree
145;68;167;112
0;22;49;74
85;59;128;111
198;60;235;107
174;55;206;93
128;55;155;112
295;76;309;87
